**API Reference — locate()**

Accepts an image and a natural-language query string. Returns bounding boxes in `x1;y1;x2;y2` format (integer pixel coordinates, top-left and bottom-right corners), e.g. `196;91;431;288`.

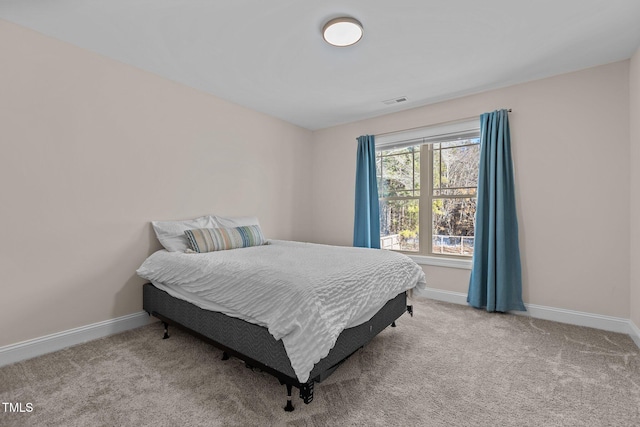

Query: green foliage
399;229;416;239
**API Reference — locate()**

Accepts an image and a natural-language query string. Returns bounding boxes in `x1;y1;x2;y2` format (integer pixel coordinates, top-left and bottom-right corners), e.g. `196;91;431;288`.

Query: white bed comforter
136;240;426;383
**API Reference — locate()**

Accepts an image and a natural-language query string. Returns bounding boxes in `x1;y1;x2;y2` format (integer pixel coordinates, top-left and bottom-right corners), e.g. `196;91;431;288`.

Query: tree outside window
377;137;480;257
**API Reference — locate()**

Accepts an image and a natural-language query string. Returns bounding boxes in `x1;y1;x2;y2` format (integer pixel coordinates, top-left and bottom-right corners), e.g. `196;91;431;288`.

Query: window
376;120;480;257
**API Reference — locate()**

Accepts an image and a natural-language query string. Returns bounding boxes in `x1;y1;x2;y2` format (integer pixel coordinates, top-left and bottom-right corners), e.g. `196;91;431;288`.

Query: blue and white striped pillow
184;225;267;253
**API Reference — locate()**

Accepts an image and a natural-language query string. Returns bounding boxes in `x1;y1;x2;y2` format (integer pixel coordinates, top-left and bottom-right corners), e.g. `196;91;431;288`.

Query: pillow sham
185;225;267;253
152;216;217;252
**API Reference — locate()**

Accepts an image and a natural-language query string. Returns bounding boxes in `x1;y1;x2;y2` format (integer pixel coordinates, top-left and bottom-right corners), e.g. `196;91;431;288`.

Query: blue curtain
353;135;381;249
468;110;525;312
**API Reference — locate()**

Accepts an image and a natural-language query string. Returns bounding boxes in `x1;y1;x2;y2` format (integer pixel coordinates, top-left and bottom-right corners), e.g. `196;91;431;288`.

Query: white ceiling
2;0;640;130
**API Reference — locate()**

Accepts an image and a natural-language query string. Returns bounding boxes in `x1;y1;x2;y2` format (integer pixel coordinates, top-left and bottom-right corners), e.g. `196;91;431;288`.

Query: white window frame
376;118;480;269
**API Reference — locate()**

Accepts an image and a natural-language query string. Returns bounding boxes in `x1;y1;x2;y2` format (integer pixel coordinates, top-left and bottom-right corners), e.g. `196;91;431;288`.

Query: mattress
137;240;426;382
143;283;408;383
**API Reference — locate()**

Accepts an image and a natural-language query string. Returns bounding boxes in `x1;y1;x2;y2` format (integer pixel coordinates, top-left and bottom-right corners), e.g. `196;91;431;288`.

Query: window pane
379;148;420;197
380;198;419;252
382;146;416;155
432;197;476;256
433;143;480;194
439;138;480;149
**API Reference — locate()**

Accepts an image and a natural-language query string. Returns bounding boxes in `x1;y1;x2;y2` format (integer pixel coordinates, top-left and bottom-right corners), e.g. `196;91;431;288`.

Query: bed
137;231;426;411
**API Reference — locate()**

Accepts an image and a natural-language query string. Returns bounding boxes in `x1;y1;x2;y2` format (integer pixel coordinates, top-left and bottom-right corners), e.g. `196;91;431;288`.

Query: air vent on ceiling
382;96;408;105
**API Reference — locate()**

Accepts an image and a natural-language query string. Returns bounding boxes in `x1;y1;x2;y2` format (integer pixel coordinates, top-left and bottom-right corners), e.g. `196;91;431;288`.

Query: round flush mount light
322;17;363;47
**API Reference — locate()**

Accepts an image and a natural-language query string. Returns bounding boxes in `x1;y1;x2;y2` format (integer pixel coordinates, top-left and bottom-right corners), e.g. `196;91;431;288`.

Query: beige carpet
1;298;639;427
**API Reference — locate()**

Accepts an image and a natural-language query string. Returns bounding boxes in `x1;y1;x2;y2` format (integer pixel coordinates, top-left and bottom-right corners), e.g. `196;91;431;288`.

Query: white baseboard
420;287;640;347
630;320;640;348
517;303;631;334
416;287;468;305
2;294;639;368
0;311;152;368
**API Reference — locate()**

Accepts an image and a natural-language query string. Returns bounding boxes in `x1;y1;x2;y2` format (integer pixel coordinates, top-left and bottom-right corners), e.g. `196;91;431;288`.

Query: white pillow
152;216;217;252
212;215;260;228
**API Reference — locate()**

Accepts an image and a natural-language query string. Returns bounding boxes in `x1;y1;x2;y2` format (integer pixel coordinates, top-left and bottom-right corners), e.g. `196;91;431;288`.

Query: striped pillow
184;225;266;253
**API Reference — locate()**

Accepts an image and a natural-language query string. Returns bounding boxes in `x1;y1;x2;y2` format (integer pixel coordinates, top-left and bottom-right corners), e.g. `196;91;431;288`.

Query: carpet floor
1;298;639;426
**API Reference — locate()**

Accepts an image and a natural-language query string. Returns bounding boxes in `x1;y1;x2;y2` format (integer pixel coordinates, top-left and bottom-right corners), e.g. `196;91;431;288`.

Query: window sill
407;254;472;270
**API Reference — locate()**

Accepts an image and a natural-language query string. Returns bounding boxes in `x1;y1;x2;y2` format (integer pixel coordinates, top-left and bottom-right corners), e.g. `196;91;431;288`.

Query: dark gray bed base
143;283;411;411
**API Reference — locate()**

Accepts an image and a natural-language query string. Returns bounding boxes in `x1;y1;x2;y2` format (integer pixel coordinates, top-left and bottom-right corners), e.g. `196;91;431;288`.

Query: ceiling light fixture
322;17;363;47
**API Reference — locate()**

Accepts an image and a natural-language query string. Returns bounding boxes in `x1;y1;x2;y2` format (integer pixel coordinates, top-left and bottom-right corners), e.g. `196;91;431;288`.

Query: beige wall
1;18;637;349
0;21;313;347
311;61;631;318
630;47;640;329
